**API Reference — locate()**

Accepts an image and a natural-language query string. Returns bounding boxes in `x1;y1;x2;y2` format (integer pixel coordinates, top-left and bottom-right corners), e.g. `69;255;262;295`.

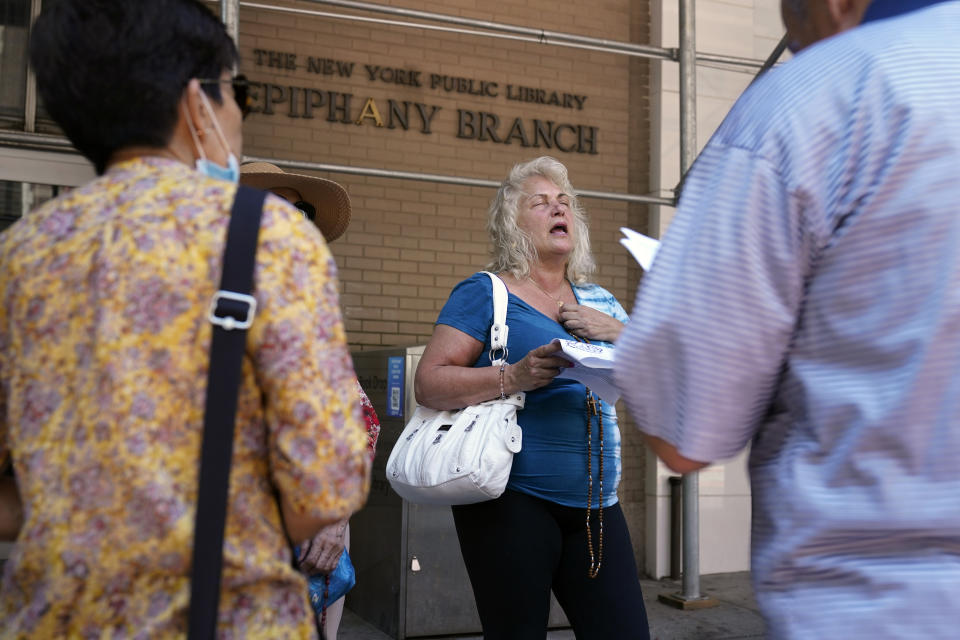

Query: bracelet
498;362;507;399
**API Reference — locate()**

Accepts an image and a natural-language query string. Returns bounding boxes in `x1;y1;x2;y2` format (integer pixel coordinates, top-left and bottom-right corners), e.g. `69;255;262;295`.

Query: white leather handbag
386;271;525;505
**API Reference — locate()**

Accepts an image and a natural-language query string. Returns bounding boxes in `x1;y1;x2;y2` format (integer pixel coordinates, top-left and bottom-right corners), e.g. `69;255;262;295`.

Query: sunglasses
197;74;252;119
294;200;316;222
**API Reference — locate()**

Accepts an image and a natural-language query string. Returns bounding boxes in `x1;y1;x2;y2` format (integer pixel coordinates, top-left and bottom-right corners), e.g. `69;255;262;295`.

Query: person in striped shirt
615;1;960;638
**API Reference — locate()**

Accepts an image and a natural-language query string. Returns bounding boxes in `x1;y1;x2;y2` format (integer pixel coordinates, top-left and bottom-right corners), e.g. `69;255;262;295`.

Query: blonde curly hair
485;156;595;285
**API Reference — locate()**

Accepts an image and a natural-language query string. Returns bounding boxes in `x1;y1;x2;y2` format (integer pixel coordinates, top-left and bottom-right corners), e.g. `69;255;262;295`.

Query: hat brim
240;170;352;242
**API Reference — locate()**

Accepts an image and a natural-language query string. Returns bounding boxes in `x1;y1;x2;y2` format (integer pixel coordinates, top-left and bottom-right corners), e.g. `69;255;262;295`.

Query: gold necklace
528;276;566;309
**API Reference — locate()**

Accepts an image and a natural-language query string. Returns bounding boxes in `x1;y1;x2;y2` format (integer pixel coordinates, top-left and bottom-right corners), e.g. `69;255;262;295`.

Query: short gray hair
485;156;596;285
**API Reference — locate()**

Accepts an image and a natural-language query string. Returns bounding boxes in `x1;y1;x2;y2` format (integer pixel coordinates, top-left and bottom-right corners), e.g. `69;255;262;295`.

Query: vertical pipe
678;0;697;176
222;0;240;46
681;473;700;598
668;476;683;580
678;0;701;602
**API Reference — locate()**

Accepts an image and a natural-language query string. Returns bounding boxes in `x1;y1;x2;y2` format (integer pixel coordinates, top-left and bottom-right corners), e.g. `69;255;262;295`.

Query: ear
159;79;208;165
183;78;212;138
827;0;872;30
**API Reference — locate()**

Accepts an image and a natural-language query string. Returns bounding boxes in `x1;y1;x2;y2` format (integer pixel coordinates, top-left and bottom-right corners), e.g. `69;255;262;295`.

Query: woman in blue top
415;156;650;639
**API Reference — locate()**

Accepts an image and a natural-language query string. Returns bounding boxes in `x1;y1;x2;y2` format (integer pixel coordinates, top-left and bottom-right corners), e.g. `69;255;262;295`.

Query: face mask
185;89;240;183
195;153;239;183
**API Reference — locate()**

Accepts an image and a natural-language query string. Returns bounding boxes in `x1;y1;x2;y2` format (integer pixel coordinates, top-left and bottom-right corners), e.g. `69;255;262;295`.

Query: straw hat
239;161;352;242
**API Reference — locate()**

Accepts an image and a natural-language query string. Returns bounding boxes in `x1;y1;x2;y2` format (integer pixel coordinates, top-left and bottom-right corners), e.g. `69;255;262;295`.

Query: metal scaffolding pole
243;156;675;206
658;0;716;610
679;0;698;195
241;1;675;60
298;0;676;61
679;0;703;603
679;0;708;604
241;0;767;71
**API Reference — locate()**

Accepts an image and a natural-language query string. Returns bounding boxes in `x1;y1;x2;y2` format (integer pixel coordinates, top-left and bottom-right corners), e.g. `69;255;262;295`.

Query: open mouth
550;222;569;236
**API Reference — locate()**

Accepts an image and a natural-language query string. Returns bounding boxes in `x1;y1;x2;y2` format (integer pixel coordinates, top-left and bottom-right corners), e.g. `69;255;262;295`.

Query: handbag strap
479;271;509;366
188;185;266;640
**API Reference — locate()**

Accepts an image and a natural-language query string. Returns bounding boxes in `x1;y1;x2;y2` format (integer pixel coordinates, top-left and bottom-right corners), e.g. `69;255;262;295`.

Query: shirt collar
105;155;197;180
862;0;952;23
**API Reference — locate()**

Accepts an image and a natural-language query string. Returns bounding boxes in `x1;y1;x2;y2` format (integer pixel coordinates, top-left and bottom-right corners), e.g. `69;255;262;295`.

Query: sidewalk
339;571;766;640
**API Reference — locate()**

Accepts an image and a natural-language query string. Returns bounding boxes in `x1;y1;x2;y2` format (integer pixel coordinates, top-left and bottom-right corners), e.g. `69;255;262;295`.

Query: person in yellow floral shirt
0;0;370;638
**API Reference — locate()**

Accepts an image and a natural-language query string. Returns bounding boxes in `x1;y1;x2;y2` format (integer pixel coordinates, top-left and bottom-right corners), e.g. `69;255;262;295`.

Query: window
0;0;30;128
0;179;62;232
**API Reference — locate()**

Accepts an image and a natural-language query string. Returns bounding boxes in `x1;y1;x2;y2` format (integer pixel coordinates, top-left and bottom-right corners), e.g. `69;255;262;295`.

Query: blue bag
296;547;356;613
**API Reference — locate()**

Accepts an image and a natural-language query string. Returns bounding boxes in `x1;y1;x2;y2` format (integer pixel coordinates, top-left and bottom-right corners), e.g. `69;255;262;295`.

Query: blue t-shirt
436;272;627;508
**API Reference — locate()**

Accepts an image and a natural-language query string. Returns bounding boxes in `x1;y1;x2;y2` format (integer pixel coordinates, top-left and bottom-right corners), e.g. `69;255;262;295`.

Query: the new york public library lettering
248;49;599;155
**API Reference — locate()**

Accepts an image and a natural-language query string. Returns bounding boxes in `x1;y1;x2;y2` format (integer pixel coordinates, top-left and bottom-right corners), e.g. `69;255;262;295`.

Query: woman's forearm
415;362;507;410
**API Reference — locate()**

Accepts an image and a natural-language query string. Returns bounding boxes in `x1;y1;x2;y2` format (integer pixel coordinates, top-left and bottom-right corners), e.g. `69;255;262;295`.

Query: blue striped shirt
614;4;960;638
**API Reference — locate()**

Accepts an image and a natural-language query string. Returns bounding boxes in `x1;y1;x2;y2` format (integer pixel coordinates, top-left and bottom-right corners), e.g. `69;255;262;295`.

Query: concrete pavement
0;557;763;638
339;571;766;639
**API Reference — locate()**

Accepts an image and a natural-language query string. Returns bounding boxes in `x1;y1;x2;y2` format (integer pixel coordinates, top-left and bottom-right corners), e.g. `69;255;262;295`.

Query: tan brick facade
239;0;653;572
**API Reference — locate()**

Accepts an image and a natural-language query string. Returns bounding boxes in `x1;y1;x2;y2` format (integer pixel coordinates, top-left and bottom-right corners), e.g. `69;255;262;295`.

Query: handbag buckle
208;290;257;331
488;345;508;364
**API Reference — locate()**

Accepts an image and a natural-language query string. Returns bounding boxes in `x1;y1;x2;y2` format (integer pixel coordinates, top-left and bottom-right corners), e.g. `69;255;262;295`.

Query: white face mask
185;89;239;183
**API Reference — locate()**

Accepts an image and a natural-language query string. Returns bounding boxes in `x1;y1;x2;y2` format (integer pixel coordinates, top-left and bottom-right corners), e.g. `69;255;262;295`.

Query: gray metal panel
403;503;478;636
348;346;409;638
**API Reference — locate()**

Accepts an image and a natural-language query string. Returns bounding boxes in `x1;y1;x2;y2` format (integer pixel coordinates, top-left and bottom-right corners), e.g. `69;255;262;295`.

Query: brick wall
239;0;653;573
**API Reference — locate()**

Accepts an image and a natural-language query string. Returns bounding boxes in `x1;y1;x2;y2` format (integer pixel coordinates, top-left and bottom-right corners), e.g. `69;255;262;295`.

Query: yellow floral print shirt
0;157;371;638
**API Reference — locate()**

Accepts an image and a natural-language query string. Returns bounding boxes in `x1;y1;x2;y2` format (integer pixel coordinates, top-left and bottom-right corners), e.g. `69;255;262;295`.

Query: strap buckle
488;345;509;365
208;290;257;331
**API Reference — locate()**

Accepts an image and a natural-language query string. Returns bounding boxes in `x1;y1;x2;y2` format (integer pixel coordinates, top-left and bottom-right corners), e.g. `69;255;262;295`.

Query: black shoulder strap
188;185;267;639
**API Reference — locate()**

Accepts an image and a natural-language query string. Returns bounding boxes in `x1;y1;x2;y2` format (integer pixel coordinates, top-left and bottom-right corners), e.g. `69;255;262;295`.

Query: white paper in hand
619;227;660;271
551;338;620;404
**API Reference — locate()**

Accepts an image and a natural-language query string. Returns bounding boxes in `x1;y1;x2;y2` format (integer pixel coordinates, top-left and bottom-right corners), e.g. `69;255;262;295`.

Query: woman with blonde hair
415;156;650;639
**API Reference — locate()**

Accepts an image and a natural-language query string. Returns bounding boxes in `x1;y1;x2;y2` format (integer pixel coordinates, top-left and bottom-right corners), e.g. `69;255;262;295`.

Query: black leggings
452;490;651;640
